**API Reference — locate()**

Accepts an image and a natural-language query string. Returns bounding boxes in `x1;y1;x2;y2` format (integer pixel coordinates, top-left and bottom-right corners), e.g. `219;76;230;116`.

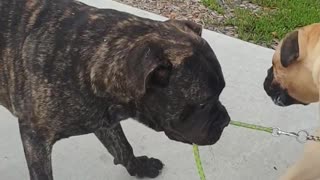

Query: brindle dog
0;0;230;179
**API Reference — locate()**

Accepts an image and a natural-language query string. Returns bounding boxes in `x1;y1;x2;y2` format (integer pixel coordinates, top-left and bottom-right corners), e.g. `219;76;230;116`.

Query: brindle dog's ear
90;39;172;102
126;40;172;99
166;19;202;36
280;31;299;67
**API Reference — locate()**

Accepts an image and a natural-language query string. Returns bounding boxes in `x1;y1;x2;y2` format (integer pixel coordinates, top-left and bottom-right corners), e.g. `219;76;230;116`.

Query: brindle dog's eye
180;104;196;122
149;66;172;87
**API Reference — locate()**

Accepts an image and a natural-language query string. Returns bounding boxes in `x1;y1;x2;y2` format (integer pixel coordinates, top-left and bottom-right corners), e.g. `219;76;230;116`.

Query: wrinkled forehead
164;45;194;66
273;24;320;65
162;38;206;66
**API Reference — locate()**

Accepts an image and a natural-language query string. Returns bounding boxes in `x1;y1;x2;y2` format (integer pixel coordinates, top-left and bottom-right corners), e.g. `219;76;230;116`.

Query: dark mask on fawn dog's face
264;26;320;106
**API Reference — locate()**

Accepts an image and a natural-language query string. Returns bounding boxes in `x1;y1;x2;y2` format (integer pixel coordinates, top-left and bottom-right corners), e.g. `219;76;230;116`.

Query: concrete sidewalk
0;0;319;179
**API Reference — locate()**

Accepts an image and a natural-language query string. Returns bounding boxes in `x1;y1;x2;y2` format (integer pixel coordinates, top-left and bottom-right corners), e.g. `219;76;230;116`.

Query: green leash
192;120;320;180
192;144;206;180
192;120;279;180
229;120;274;133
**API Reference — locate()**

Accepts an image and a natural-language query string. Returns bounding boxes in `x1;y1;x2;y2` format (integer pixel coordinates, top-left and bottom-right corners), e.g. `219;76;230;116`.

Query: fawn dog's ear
280;31;299;67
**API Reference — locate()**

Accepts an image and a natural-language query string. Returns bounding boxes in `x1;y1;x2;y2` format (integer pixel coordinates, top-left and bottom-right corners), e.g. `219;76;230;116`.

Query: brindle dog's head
92;19;230;145
264;23;320;106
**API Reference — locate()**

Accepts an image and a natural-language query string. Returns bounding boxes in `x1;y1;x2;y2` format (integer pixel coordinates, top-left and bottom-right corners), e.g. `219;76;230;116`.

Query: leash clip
272;127;309;143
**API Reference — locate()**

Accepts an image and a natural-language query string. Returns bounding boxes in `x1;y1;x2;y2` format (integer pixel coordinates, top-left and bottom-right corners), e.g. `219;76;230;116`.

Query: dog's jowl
0;0;230;179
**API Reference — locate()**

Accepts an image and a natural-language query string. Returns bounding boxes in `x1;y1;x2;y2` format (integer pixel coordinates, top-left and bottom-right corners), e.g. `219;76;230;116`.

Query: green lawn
202;0;320;47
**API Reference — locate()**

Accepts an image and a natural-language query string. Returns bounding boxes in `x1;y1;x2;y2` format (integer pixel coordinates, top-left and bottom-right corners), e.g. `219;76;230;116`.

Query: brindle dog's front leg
19;120;54;180
95;124;164;178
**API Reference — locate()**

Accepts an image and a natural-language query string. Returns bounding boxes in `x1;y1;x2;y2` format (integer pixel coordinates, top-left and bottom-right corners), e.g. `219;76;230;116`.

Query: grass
203;0;320;47
202;0;225;14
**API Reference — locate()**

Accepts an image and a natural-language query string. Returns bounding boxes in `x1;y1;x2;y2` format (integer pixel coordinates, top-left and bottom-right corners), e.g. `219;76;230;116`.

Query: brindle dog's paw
126;156;164;178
